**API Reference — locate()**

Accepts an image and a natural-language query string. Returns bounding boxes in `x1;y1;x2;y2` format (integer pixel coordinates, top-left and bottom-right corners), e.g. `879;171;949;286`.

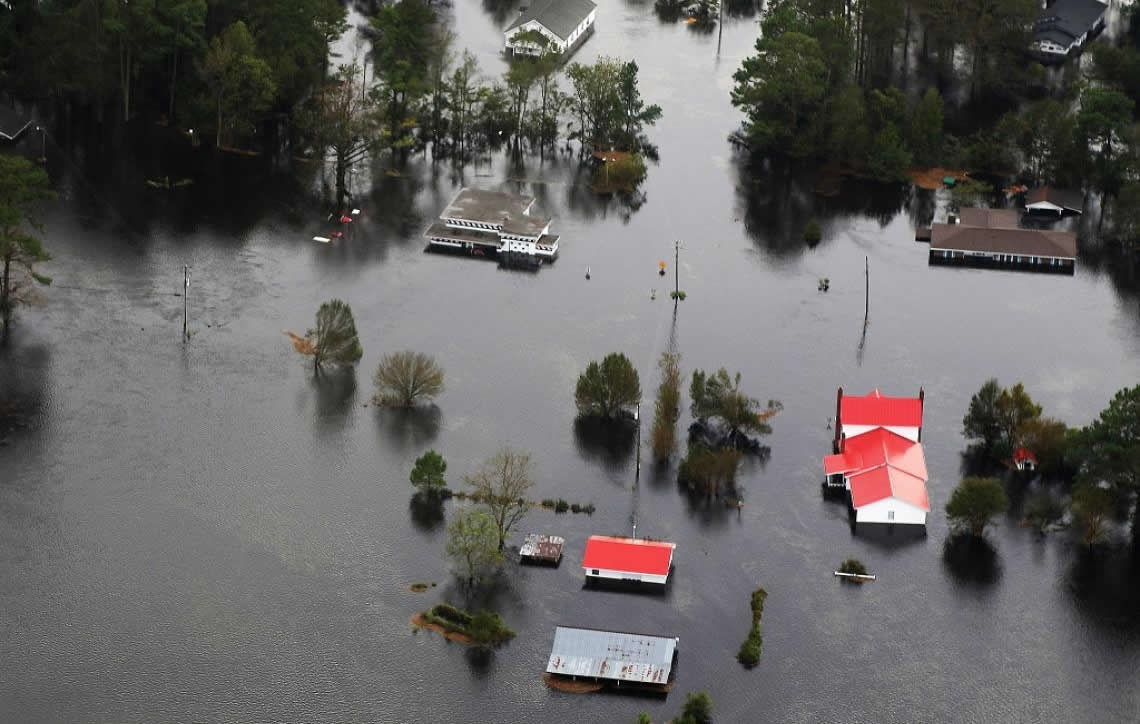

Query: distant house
1013;447;1038;472
1025;186;1084;216
504;0;597;58
1031;0;1107;61
824;388;930;527
929;207;1077;274
423;187;559;261
582;535;675;586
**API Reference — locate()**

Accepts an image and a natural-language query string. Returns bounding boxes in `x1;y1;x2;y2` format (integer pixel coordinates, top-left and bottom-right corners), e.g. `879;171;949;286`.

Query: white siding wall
855;498;927;526
584;567;669;585
842;424;920;442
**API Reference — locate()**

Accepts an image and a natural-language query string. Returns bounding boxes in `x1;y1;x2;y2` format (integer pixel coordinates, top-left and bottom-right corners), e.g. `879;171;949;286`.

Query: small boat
585;266;591;280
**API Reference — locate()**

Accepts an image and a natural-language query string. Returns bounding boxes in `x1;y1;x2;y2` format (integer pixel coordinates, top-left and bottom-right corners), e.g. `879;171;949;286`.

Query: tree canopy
945;476;1008;538
410;450;448;496
1069;385;1140;551
464;448;535;551
302;299;363;374
373;350;445;407
690;368;781;444
445;508;503;587
575;352;642;419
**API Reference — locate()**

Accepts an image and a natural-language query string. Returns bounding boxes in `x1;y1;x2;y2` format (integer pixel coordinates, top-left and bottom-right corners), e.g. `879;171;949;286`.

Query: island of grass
412;602;515;648
835;558;876;582
736;587;767;668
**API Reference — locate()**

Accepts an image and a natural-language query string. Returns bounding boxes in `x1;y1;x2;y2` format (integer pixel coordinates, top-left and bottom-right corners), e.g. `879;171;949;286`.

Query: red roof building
826;388;930;526
1013;447;1038;471
582;536;676;585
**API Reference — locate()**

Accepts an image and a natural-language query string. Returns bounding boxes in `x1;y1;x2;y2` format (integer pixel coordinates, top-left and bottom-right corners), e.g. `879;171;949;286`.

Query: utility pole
632;401;641;539
182;265;190;342
717;0;723;56
674;240;680;302
864;256;869;324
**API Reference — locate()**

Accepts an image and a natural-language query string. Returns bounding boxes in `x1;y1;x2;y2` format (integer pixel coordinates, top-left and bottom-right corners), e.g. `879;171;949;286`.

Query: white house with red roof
824;388;931;526
582;535;676;586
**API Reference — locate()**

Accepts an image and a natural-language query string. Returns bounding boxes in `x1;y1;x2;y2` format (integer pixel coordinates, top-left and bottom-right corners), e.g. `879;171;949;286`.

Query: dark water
3;3;1140;722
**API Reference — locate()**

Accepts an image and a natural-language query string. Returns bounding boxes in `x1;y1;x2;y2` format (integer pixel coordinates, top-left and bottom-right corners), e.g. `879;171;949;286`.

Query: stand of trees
0;156;54;339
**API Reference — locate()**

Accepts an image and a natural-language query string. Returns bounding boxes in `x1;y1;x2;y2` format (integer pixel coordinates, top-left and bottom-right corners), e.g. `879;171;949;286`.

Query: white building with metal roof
504;0;597;58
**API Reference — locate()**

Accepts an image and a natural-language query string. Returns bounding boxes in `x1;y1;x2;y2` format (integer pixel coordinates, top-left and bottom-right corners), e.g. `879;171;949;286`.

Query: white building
504;0;597;58
825;388;931;527
1025;186;1084;216
424;188;559;261
581;536;676;586
1030;0;1107;60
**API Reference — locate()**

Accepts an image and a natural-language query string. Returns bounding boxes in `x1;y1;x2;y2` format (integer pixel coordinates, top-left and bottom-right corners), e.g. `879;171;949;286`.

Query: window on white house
887;510;895;521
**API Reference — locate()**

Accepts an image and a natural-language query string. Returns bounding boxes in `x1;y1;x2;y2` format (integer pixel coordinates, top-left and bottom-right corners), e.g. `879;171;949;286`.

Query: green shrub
736;587;767;668
423;603;516;648
554;499;570;513
838;558;868;576
540;498;555;508
570;503;582;513
803;221;822;244
670;290;687;301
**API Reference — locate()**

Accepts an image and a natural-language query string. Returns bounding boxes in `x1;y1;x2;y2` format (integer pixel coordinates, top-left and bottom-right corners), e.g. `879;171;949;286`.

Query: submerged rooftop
546;626;677;686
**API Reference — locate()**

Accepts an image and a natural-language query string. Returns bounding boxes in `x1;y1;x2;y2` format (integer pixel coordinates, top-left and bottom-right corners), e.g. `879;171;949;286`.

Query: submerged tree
0;155;54;338
297;299;363;375
1069;385;1140;553
298;62;381;207
575;352;642;420
675;692;713;724
1071;483;1118;547
945;476;1008;538
690;368;781;448
410;450;448;497
465;448;535;550
445;508;503;587
373;350;445;407
650;351;682;461
678;445;741;500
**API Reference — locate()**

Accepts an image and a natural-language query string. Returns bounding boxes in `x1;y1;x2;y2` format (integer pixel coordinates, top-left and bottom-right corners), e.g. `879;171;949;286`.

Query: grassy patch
736;587;767;669
421;603;515;648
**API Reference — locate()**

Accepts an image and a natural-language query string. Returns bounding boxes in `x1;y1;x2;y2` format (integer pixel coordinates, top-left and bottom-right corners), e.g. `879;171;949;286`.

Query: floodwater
3;2;1140;723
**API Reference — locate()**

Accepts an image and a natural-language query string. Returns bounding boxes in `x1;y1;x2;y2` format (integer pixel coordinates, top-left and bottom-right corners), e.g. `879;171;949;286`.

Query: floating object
331;231;344;239
351;208;361;215
834;571;877;583
818;277;830;291
658;260;667;276
585;266;591;280
313;236;331;243
943;176;957;187
650;289;656;300
339;215;353;224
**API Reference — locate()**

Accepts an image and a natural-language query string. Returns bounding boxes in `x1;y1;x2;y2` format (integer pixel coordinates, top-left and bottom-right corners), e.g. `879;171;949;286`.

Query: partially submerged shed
520;534;564;565
545;626;678;692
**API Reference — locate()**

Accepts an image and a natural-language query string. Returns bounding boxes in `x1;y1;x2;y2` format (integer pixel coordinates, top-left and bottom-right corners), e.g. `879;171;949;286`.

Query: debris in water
285;331;315;355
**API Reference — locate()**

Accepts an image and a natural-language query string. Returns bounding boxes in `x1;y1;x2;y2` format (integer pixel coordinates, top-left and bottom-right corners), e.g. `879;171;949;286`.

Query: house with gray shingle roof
1030;0;1107;61
504;0;597;59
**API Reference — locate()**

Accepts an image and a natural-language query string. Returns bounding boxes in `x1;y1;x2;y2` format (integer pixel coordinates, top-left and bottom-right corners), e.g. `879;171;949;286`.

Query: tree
505;59;537;153
615;60;662;151
945;476;1008;537
199;21;276;148
962;378;1003;454
1113;182;1140;251
997;383;1042;451
731;31;827;158
676;692;713;724
1077;87;1135;230
410;450;447;497
678;445;741;499
447;51;482;160
302;299;363;375
633;715;652;724
1069;386;1140;553
865;124;912;183
0;155;54;337
650;351;682;461
1071;484;1117;546
575;352;642;419
373;350;445;407
465;448;535;550
445;508;503;587
690;369;781;445
908;87;944;167
155;0;207;122
1015;416;1068;477
370;0;436;155
298;62;381;207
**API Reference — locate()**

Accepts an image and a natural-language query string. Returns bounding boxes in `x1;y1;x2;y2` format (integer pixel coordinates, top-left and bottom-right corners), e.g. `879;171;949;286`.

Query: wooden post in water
674;240;680;307
864;256;869;324
182;265;190;342
717;1;723;56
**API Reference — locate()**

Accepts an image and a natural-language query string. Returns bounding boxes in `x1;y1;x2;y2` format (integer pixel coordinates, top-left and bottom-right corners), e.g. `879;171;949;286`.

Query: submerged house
582;535;676;586
1025;186;1084;216
424;188;559;261
824;388;931;527
545;626;677;692
504;0;597;58
1030;0;1107;61
929;207;1077;274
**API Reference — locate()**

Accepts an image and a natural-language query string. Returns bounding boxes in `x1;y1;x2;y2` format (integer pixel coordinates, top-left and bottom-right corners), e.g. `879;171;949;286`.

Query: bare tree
373;350;445;406
465;448;535;551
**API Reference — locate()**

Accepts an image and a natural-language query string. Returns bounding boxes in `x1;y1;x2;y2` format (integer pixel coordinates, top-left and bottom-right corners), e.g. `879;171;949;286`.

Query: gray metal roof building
545;626;677;687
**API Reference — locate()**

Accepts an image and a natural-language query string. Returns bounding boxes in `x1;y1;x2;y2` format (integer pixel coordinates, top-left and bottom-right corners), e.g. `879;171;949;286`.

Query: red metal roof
582;536;676;576
839;389;923;428
823;428;930;511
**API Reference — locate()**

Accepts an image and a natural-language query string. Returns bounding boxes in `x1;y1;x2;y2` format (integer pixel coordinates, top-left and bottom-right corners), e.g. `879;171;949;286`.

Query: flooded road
2;2;1139;722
